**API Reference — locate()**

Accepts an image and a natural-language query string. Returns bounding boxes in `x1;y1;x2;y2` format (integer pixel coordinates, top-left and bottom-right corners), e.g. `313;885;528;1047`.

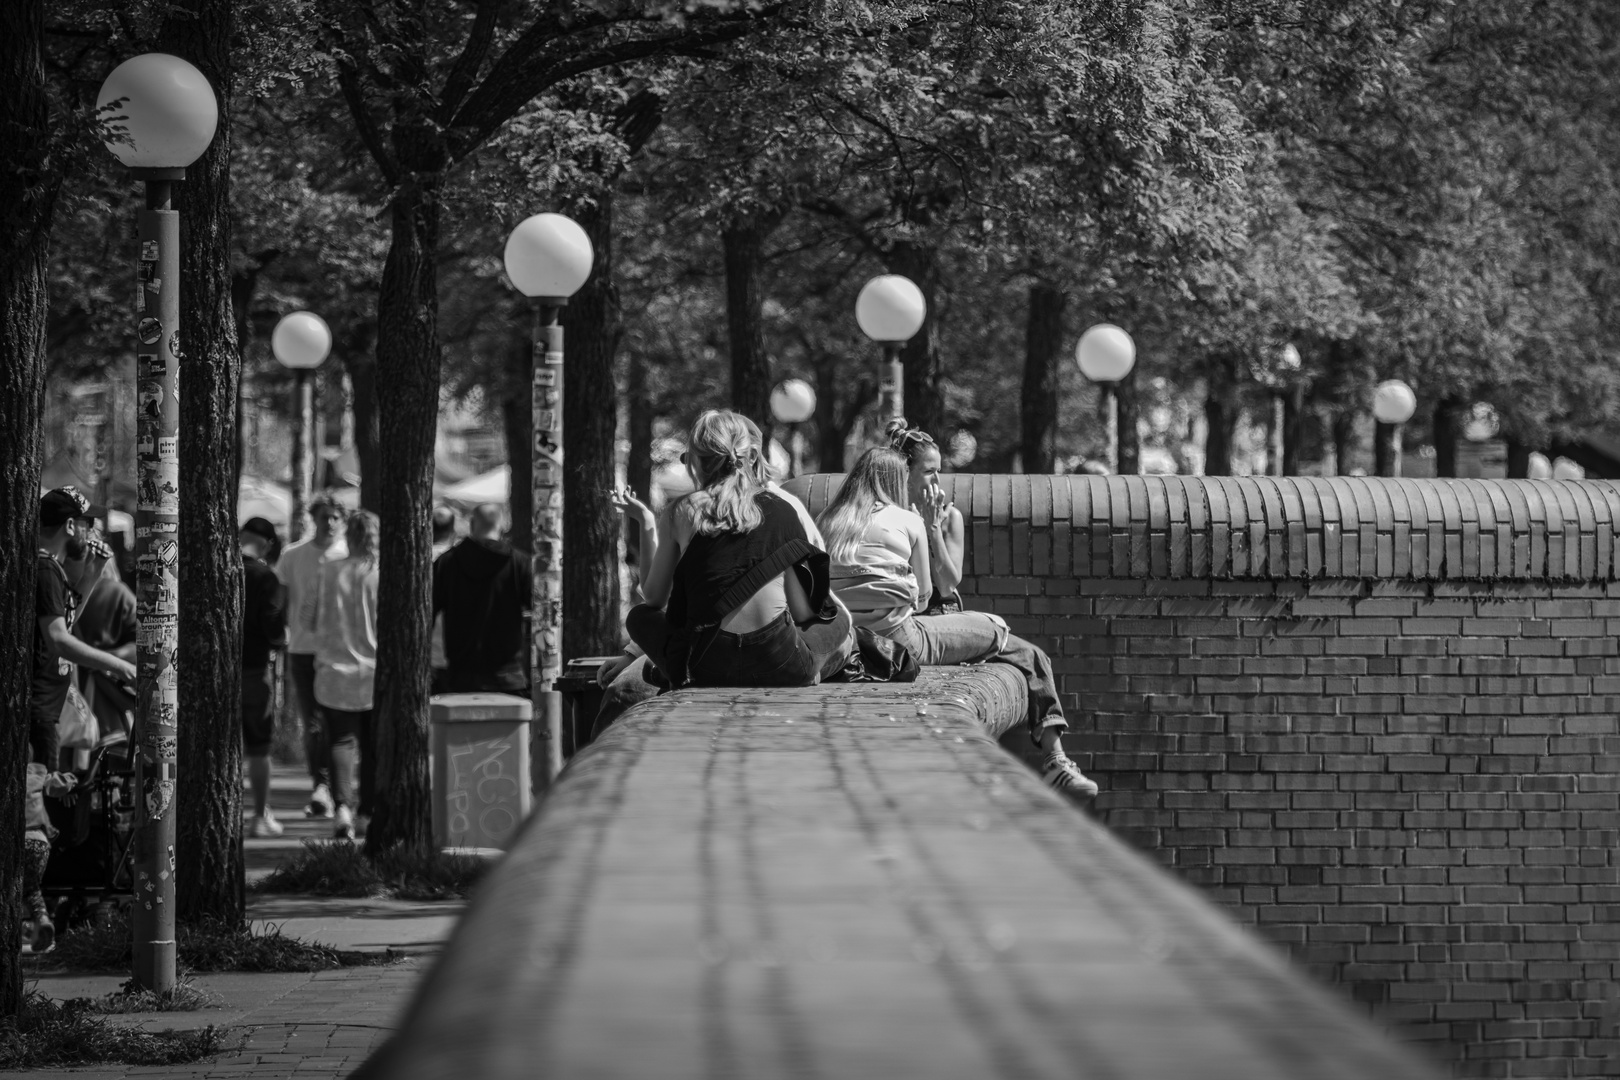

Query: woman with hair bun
610;409;851;690
885;419;964;614
821;445;1098;797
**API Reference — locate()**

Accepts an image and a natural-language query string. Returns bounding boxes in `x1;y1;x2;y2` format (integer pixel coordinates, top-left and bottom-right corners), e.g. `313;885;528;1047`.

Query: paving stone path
358;668;1445;1080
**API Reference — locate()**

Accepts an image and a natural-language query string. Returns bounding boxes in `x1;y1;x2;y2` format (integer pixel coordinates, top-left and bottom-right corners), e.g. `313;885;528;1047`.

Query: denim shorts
682;611;820;688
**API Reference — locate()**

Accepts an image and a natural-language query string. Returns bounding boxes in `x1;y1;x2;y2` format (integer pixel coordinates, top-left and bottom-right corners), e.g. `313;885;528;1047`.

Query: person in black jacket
433;504;532;693
240;517;288;837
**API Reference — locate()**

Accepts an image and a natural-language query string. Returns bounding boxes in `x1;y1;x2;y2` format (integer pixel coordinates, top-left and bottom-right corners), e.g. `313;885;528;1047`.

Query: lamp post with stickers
272;312;333;542
502;213;593;790
96;53;219;994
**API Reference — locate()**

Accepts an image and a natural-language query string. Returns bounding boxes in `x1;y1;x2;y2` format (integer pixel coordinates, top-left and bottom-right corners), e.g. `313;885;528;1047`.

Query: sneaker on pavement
304;784;334;819
334;805;355;841
31;915;54;954
249;813;284;838
1042;752;1099;798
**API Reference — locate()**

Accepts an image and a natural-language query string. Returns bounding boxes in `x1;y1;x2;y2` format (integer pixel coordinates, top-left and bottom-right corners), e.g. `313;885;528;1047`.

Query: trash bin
554;656;613;759
429;693;532;851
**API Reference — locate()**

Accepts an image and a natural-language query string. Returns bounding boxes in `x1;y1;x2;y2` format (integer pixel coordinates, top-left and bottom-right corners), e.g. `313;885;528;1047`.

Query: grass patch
257;839;489;901
68;977;216;1013
0;991;234;1069
53;912;389;973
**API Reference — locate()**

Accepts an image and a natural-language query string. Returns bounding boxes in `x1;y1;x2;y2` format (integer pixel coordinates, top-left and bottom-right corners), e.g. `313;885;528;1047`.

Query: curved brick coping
783;474;1620;582
356;669;1441;1080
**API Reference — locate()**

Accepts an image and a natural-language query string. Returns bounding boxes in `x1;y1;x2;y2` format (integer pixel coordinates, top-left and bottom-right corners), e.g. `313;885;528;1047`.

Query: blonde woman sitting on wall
612;409;852;690
820;447;1099;797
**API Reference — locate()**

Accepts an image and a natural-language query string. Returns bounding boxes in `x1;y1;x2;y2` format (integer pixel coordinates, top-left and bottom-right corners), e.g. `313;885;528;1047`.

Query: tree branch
436;0;501;122
336;64;400;185
447;9;778;163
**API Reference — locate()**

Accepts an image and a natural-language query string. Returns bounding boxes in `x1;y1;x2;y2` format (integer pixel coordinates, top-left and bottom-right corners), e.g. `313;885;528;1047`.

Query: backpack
828;627;920;684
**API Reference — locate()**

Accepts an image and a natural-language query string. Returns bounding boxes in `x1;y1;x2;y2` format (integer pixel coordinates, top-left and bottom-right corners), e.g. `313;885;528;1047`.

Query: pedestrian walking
66;531;136;750
34;488;136;766
276;493;347;819
306;510;380;840
433;503;532;693
241;517;289;837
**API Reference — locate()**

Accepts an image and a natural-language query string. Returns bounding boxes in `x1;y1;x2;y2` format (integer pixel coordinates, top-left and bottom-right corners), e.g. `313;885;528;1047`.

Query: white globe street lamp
856;275;926;424
1268;343;1304;477
1372;378;1417;477
1075;324;1137;474
770;378;817;477
272;312;332;542
97;52;219;998
503;213;593;790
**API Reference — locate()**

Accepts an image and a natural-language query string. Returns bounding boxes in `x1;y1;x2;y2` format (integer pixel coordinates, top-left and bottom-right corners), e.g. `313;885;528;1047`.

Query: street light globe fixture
1075;323;1136;384
1463;402;1500;442
271;311;332;370
770;378;817;425
96;53;219;170
855;275;926;344
1372;379;1417;425
1279;343;1302;374
503;213;593;301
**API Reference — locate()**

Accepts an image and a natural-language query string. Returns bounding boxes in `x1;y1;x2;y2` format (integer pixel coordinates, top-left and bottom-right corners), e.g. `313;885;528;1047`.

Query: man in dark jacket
433;503;532;693
240;517;288;836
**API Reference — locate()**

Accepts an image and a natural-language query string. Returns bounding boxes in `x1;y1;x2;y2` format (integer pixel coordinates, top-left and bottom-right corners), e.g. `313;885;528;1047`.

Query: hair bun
884;418;910;439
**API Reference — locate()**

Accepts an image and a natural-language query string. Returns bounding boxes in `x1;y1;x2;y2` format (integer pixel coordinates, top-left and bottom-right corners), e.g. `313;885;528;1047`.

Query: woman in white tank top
820;448;1099;798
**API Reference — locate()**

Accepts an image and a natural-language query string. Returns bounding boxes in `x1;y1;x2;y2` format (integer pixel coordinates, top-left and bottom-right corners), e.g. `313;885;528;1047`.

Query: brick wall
785;473;1620;1079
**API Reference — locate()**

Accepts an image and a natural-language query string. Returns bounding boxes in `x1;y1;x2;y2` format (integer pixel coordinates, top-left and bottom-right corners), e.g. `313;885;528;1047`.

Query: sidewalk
17;764;463;1079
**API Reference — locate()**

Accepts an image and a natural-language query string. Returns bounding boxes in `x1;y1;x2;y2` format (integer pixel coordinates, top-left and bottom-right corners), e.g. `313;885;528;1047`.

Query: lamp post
271;312;332;541
855;275;926;424
1270;344;1302;476
770;378;816;477
96;52;218;995
503;213;592;790
1075;324;1136;474
1372;378;1417;477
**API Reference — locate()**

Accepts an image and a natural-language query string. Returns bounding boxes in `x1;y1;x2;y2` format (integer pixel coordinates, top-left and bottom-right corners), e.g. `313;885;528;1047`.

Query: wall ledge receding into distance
788;474;1620;583
783;474;1620;1080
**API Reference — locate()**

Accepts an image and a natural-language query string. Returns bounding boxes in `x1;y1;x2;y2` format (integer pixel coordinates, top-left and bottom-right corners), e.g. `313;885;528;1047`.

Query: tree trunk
722;213;780;436
1282;384;1305;475
887;240;944;436
0;0;53;1016
1202;358;1237;477
560;199;623;659
1115;368;1141;476
1505;436;1530;479
1019;282;1065;474
345;323;381;513
1433;396;1460;478
625;347;655;574
1330;409;1357;476
501;326;533;554
365;178;441;855
162;0;245;926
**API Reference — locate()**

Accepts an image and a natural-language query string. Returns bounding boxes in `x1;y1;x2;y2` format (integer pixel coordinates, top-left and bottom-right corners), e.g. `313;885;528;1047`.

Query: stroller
42;670;138;928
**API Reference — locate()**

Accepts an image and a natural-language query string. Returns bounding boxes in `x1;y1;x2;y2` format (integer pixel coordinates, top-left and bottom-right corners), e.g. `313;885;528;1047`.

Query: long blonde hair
683;410;766;536
346;510;379;567
817;448;909;565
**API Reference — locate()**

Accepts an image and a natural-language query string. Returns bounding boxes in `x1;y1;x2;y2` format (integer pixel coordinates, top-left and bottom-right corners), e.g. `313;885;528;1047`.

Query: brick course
785;474;1620;1080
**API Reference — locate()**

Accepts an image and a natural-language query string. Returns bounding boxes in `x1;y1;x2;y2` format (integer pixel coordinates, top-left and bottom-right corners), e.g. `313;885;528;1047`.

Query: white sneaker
249;813;284;838
333;805;355;841
304;784;334;819
1042;752;1099;798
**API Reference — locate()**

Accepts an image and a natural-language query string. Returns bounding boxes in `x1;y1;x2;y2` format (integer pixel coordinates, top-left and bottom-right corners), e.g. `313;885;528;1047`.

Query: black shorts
242;665;275;756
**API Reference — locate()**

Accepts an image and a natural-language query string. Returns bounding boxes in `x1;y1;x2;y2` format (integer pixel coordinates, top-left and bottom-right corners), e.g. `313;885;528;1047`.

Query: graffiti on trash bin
447;738;522;843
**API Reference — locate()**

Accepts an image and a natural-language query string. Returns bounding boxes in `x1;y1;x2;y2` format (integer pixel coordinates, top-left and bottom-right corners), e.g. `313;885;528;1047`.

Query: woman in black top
618;409;849;688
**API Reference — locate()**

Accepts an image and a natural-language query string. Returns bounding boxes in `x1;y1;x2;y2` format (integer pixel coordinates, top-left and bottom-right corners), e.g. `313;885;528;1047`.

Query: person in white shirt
305;510;380;840
275;494;347;818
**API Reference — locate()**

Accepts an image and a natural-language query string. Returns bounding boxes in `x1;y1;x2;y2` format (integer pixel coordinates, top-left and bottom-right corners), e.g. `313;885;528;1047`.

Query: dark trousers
289;653;330;788
28;711;59;770
323;706;375;815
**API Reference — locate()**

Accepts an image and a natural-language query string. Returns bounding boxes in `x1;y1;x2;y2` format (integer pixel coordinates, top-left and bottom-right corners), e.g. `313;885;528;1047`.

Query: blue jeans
628;606;824;689
885;612;1067;747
